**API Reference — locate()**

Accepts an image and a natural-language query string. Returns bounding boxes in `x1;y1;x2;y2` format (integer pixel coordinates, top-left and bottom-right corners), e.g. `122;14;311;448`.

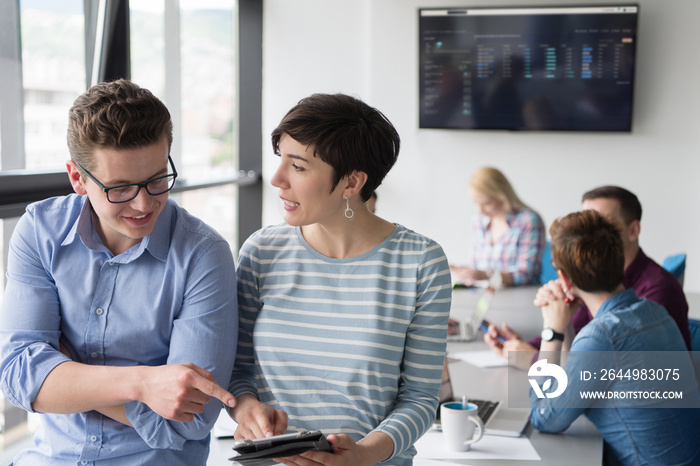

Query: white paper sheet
415;459;472;466
449;350;509;368
415;430;541;461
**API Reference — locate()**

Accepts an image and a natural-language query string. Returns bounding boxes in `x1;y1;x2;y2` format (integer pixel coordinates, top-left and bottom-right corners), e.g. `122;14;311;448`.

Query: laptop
447;290;493;342
434;360;530;437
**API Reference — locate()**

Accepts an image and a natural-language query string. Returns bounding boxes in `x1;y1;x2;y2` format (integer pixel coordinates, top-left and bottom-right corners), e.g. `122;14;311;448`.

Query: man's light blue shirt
0;194;238;465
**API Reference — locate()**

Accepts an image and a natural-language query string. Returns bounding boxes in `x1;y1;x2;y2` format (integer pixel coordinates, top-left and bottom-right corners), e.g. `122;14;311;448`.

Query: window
129;0;240;250
21;0;85;170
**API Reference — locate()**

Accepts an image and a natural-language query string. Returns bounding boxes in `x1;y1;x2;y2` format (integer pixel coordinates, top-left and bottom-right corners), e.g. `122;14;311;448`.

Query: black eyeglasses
78;155;178;204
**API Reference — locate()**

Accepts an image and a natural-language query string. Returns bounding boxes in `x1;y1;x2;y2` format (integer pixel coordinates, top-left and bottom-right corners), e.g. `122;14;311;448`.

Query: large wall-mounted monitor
419;5;639;131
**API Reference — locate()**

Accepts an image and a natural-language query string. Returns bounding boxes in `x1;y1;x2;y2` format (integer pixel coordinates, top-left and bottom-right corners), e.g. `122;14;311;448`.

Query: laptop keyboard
470;398;500;424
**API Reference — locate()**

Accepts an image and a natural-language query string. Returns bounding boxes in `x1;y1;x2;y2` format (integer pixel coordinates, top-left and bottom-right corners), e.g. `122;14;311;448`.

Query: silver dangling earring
344;198;355;220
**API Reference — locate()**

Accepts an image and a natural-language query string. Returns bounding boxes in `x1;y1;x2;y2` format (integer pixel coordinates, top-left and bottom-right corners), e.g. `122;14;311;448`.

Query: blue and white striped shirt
230;223;452;465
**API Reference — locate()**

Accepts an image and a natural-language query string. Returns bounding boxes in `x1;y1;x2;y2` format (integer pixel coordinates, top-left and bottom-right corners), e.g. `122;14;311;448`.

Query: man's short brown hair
67;79;173;171
550;210;625;293
581;185;642;225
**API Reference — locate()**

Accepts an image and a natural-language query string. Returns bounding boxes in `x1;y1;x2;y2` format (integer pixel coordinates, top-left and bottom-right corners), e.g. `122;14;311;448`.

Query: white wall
261;0;700;293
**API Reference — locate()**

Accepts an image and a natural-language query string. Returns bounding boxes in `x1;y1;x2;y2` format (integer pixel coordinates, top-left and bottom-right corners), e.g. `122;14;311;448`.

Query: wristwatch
541;327;565;342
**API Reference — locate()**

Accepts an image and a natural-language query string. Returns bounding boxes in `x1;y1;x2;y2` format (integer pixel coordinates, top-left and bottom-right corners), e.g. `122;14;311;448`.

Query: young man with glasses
0;79;238;465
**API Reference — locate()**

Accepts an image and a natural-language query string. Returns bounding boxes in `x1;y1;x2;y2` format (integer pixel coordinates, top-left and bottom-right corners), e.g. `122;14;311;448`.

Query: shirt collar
61;196;107;252
145;200;172;262
61;196;86;247
623;248;648;288
597;288;639;318
505;210;514;224
60;196;173;263
478;210;516;231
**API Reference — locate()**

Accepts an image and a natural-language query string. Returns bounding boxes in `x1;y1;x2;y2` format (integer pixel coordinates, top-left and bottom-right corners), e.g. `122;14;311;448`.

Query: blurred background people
484;186;691;369
450;166;545;287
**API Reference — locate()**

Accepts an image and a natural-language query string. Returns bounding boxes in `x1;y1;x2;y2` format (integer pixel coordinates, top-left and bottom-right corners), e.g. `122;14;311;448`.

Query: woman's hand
450;265;488;285
231;393;288;440
276;434;387;466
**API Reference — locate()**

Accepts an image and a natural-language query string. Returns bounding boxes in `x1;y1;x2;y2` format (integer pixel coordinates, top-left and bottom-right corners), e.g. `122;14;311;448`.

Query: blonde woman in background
451;166;545;287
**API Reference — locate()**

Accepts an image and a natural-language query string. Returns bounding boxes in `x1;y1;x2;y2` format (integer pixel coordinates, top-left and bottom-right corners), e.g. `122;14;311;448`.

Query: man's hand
534;279;582;310
232;393;288;440
539;298;578;334
136;363;236;423
535;280;578;332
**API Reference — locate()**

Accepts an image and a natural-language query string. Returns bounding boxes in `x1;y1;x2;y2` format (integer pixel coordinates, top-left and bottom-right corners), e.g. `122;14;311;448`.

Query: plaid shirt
467;208;545;285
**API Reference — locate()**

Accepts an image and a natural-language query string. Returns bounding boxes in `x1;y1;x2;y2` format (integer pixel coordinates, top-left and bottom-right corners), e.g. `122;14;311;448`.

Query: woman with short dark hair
228;93;452;466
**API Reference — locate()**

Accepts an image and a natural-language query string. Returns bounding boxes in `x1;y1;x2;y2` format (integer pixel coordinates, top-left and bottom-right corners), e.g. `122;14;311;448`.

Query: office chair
688;319;700;351
539;240;558;284
662;253;687;287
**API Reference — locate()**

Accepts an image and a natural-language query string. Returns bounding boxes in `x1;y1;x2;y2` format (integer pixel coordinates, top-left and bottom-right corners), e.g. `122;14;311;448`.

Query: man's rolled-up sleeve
0;211;71;413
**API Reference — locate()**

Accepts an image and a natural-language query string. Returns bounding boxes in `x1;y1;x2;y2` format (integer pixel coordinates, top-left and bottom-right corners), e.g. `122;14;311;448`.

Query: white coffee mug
440;401;485;451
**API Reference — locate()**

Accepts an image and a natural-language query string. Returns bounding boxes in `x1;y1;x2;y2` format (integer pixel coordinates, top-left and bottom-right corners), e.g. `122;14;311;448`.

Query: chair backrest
540;240;558;284
662;253;687;287
689;319;700;351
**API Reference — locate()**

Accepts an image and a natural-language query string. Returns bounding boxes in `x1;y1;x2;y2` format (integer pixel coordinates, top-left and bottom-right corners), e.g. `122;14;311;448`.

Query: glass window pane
131;0;239;252
180;0;237;179
172;185;238;251
180;1;238;251
130;1;166;97
20;0;85;171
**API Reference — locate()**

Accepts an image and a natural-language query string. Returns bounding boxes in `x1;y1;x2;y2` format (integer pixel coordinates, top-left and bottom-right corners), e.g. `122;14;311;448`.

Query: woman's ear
342;170;368;199
66;161;88;195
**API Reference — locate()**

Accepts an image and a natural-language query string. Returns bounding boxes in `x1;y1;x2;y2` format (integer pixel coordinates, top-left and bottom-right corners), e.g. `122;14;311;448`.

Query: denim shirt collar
596;288;639;319
61;196;172;263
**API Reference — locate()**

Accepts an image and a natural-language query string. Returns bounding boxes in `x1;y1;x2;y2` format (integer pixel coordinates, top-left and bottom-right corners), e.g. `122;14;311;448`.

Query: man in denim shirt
0;80;237;465
529;210;700;465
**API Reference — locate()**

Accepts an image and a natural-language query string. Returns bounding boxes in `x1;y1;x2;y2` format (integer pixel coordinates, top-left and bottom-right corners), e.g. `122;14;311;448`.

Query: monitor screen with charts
419;5;639;131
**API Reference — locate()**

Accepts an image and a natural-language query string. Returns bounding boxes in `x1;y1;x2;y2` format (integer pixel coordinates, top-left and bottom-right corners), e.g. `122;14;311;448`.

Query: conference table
208;286;603;465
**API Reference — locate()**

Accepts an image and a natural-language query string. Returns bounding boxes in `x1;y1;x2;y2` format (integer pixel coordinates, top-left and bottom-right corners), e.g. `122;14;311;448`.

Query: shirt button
90;435;97;442
96;308;104;315
540;408;547;415
91;352;98;358
81;462;88;465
